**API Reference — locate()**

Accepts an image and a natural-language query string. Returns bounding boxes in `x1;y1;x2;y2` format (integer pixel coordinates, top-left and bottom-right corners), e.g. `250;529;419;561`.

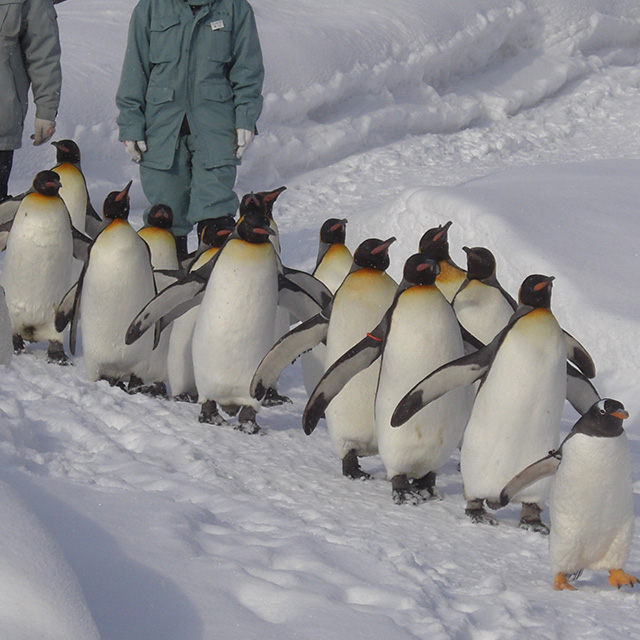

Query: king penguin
252;237;398;478
500;398;637;591
56;181;156;388
391;274;596;531
418;221;466;302
304;254;472;502
0;170;75;364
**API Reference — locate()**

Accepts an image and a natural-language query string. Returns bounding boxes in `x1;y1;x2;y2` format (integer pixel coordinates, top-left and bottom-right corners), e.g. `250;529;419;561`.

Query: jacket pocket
205;14;232;62
146;86;174;105
149;14;180;64
201;82;232;103
0;2;20;40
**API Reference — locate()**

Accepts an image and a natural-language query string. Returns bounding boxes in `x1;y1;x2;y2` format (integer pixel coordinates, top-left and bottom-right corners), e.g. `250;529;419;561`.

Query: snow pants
139;131;238;237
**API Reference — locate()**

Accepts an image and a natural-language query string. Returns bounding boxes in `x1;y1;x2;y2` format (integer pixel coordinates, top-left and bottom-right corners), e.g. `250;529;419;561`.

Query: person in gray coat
116;0;264;259
0;0;64;202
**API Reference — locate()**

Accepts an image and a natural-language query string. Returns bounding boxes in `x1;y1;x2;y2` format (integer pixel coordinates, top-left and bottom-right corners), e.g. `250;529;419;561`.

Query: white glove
123;140;147;163
235;129;254;159
32;118;56;146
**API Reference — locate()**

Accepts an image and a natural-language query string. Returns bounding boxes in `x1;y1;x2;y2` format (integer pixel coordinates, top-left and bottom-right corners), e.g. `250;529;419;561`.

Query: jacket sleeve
116;2;152;142
22;0;62;122
229;2;264;132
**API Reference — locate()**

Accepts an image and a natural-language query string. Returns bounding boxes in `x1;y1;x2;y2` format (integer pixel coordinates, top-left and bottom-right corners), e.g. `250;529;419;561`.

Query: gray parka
0;0;62;150
116;0;264;170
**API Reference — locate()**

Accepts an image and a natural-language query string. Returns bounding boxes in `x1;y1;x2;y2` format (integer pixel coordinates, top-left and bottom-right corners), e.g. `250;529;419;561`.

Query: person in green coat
116;0;264;258
0;0;63;202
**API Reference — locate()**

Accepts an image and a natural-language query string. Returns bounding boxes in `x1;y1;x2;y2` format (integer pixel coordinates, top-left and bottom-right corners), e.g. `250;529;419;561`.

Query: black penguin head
32;170;62;196
147;204;173;229
199;214;236;248
577;398;629;438
239;186;286;220
236;212;276;244
51;139;81;165
419;221;452;261
103;180;132;221
403;254;439;286
319;218;347;245
518;274;554;308
353;237;396;271
463;246;496;280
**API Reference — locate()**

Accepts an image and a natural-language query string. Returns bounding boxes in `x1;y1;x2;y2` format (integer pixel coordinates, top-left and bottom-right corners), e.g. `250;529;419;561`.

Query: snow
2;0;640;637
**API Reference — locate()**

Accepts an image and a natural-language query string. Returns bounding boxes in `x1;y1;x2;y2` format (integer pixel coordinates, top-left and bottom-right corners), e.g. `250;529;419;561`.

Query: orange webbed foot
608;569;638;589
554;573;578;591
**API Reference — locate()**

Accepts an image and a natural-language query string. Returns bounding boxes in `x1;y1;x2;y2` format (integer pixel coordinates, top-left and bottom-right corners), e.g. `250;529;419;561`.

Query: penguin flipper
71;226;92;262
391;348;493;427
566;362;601;415
250;312;329;401
563;330;595;379
281;266;333;310
56;268;85;355
499;453;561;507
277;273;326;323
303;324;386;435
84;204;104;239
0;194;23;227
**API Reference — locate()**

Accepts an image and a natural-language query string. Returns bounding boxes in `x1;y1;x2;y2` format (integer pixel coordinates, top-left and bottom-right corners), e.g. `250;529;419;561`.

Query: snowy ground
2;0;640;638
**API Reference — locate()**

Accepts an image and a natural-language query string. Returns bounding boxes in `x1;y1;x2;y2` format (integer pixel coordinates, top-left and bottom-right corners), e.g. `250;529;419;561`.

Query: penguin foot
608;569;638;589
198;400;228;426
235;406;262;435
12;334;25;354
518;503;549;535
174;393;198;404
46;341;72;366
465;500;498;525
136;382;168;398
554;573;578;591
126;375;147;394
342;449;372;480
413;471;440;500
262;387;292;407
391;474;435;505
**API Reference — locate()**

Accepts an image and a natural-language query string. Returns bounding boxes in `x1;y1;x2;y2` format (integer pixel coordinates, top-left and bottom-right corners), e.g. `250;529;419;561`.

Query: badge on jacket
210;20;225;31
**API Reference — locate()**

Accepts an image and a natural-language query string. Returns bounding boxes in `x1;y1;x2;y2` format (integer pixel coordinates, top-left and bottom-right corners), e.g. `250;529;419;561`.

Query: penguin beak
372;237;396;254
612;409;629;420
433;220;453;243
533;276;555;292
116;180;133;203
331;219;347;232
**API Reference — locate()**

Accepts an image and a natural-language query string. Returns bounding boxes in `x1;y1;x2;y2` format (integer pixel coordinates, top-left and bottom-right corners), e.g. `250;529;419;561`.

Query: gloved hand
123;140;147;163
235;129;254;159
32;118;56;146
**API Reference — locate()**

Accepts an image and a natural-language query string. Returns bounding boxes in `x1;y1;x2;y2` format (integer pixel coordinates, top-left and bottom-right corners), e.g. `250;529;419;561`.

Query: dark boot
341;449;371;480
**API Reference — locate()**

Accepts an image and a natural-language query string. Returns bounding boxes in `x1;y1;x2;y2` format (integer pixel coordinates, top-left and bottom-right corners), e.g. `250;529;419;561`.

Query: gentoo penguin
0;170;75;364
51;139;103;238
302;218;353;394
56;181;156;388
419;221;466;302
127;212;325;432
167;215;235;401
500;399;637;591
138;203;181;396
391;274;595;531
0;287;12;365
452;246;516;345
304;254;472;502
252;237;398;478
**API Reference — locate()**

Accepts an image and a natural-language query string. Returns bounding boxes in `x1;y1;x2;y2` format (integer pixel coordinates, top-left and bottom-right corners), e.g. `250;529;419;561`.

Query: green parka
116;0;264;170
0;0;61;151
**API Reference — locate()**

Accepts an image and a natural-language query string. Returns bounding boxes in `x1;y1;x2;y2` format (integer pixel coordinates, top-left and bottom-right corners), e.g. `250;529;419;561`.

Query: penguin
301;218;353;394
391;274;596;531
418;221;466;302
56;181;156;388
126;212;325;433
0;170;76;364
304;254;472;502
167;215;235;401
500;399;638;591
51;139;103;238
0;287;12;365
252;237;398;478
452;246;516;345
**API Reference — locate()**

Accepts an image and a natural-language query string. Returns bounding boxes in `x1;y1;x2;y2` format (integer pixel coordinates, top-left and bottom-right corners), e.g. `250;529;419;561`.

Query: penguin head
147;204;173;230
239;186;286;220
579;398;629;438
32;170;62;196
51;139;81;165
319;218;347;245
102;180;132;221
419;221;453;261
403;254;439;286
518;274;554;308
463;246;496;280
199;214;236;248
353;237;396;271
236;211;276;244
